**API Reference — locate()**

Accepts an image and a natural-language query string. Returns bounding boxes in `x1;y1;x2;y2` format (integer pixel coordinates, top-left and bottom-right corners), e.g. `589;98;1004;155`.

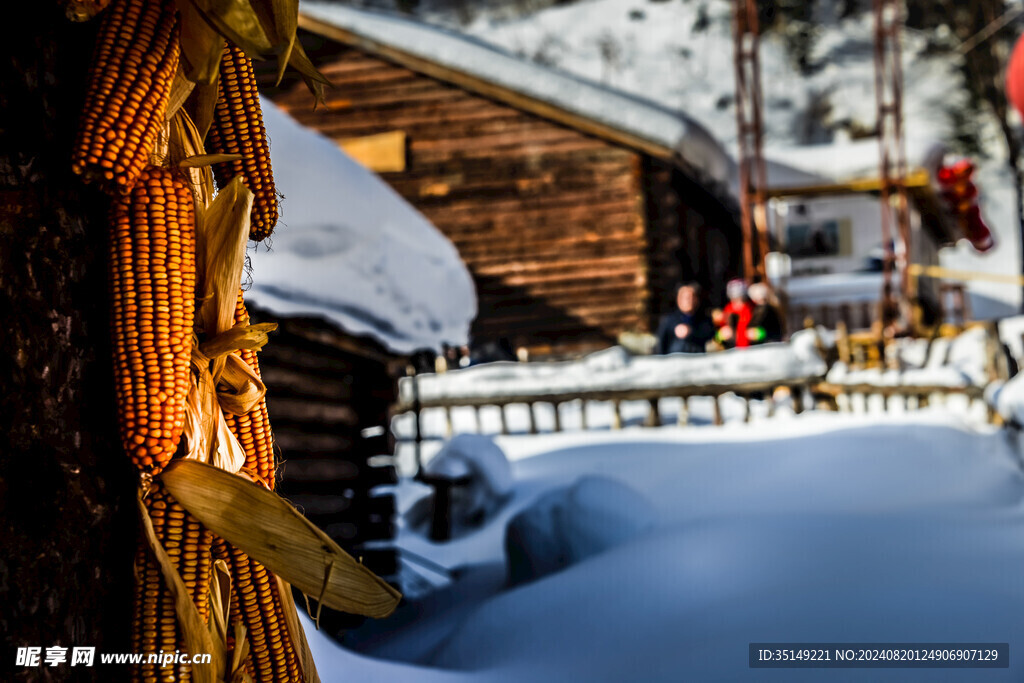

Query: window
786;219;849;258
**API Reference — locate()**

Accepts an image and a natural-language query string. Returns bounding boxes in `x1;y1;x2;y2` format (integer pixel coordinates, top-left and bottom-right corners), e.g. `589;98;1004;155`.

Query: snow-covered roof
298;2;733;189
246;98;477;355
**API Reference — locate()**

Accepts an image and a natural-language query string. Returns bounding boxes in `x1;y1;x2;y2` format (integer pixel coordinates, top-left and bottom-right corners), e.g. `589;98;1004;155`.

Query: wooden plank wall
271;48;650;355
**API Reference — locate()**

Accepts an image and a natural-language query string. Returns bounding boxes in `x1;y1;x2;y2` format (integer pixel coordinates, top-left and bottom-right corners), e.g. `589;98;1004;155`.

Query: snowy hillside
345;0;1022;313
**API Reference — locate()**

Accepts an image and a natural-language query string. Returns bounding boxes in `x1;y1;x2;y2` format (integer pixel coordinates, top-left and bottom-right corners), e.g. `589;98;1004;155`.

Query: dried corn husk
162;459;402;618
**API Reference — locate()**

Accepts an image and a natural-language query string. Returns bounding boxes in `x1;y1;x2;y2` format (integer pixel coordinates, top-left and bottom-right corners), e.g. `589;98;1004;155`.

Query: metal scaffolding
732;0;769;282
873;0;913;314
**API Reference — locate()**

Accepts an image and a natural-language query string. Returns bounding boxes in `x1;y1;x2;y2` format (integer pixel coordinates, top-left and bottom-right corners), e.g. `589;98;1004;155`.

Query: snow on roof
299;2;733;189
246;98;476;355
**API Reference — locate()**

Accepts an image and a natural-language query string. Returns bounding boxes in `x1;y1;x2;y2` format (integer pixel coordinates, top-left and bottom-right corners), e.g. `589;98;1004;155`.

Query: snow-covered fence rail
811;324;1006;420
395;335;829;439
812;381;989;415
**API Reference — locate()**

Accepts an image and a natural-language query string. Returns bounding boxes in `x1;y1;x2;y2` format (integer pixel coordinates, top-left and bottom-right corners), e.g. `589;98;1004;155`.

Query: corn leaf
248;0;299;84
289;41;329;105
180;153;244;168
214;352;265;416
197;175;253;348
167;66;197;123
161;460;402;619
178;0;226;85
182;72;218;142
200;323;278;362
275;575;321;683
184;0;274;59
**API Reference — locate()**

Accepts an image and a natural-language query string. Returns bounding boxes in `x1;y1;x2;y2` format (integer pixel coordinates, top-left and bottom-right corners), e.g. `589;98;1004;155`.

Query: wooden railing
394;376;822;443
811;381;994;421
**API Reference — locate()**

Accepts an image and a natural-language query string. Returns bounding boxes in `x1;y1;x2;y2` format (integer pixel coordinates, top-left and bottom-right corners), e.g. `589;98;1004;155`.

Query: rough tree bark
1;5;136;682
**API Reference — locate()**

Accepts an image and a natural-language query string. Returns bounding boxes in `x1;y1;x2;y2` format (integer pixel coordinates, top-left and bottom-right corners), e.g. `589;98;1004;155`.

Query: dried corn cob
207;44;278;241
223;290;277;487
110;166;197;476
130;542;171;683
132;485;187;683
149;482;216;623
214;540;302;682
72;0;180;194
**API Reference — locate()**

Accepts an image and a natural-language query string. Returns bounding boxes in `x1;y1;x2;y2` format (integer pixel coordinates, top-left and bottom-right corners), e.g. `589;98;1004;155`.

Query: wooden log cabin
258;3;744;358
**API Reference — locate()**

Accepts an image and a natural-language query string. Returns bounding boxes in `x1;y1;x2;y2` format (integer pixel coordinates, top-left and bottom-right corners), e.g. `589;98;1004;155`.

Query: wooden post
499;403;509;435
743;396;752;423
645;398;661;427
528;402;538;434
444;405;453;437
612;400;623;430
553;402;562;433
792;386;804;414
678;396;690;425
836;321;851;364
712;395;723;426
409;368;423;473
580;399;588;430
474;405;482;433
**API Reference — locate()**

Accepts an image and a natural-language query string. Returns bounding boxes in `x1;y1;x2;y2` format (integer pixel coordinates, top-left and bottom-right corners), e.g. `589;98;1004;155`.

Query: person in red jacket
715;278;753;349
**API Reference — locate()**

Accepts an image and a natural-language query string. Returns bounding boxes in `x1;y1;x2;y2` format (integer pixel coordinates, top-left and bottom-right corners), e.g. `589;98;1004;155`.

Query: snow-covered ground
246;98;476;354
305;409;1024;682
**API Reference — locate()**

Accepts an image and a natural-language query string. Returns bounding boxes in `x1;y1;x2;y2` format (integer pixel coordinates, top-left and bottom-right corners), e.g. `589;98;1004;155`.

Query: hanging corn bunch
72;0;180;194
68;1;394;681
109;165;196;477
207;44;279;242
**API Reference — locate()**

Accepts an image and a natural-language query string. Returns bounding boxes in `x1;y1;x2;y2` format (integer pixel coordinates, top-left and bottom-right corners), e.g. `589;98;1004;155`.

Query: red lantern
1007;33;1024;121
936;159;994;253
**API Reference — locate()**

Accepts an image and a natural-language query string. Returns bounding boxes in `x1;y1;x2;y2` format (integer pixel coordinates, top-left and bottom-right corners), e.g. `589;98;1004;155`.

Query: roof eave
298;11;680;163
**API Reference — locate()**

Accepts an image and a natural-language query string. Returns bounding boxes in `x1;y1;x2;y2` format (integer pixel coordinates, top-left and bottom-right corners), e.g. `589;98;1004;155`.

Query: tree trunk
1;5;136;681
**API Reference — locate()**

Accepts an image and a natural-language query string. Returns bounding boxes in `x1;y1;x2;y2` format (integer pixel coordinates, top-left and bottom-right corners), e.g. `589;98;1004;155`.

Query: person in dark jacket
655;282;715;354
746;282;784;344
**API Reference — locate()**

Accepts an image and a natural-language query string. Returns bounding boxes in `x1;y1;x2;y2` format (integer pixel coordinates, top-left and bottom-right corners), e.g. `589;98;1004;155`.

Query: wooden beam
760;168;930;200
908;263;1024;286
